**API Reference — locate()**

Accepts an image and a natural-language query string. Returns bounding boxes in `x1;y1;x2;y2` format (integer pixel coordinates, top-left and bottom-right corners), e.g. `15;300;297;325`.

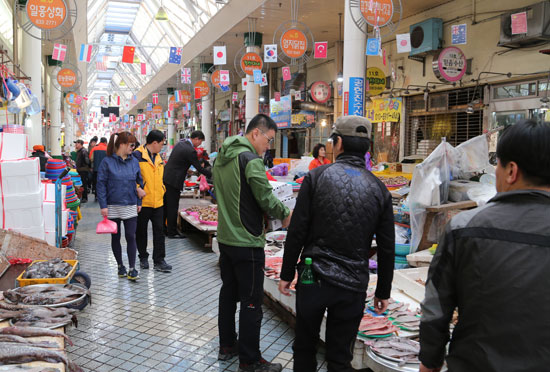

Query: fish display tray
369;340;420;365
16;260;78;287
4;283;87;308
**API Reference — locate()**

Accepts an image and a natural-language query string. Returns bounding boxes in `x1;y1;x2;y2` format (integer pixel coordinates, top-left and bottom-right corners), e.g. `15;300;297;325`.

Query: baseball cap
331;115;372;139
74;139;84;145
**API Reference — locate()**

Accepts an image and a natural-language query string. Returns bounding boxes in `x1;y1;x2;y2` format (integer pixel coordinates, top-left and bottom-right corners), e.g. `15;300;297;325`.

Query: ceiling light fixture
259;97;265;102
337;72;343;83
466;103;474;114
155;4;169;21
321;119;327;127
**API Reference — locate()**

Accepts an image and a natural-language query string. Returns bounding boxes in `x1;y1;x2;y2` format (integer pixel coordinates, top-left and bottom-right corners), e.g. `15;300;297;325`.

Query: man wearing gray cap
279;115;395;372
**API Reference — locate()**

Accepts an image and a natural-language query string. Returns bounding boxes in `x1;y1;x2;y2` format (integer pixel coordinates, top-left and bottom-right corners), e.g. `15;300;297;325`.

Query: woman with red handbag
96;131;146;281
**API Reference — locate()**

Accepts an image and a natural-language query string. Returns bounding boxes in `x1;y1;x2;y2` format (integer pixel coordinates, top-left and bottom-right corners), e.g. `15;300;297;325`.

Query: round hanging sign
240;52;263;76
26;0;67;30
433;47;467;83
211;70;221;89
169;95;175;104
359;0;394;27
194;81;210;98
280;29;308;59
70;106;78;114
56;68;76;88
152;105;163;116
310;81;331;104
65;92;78;106
366;67;386;96
182;90;191;104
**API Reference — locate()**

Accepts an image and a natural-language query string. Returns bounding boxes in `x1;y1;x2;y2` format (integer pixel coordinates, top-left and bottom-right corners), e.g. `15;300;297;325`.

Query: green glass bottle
300;257;315;284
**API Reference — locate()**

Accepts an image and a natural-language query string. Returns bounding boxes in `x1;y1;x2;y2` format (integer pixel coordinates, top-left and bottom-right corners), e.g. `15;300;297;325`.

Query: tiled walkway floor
67;201;329;372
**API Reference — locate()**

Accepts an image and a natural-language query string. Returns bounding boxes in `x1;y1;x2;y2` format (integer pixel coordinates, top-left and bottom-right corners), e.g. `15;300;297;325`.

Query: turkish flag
122;46;135;64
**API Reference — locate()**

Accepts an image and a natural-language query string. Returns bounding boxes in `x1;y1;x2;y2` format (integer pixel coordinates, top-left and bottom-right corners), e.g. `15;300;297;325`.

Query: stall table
178;197;217;249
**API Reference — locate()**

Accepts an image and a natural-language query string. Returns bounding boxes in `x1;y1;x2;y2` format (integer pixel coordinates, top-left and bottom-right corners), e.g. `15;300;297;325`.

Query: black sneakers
127;268;139;281
117;265;127;277
238;358;282;372
218;342;238;361
154;260;172;272
166;233;186;239
140;258;149;270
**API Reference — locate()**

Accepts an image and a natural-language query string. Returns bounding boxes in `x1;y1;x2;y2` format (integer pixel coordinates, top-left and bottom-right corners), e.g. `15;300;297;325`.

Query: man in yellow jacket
133;130;172;272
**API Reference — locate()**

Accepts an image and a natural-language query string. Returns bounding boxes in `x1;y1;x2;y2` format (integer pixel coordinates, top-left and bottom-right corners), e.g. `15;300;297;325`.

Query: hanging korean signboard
349;0;402;37
194;81;210;99
65;92;78;106
211;70;222;89
432;46;467;83
181;90;191;104
360;0;393;27
240;53;263;76
366;67;386;96
27;0;67;30
16;0;77;41
365;98;402;122
280;29;308;59
56;68;76;88
348;77;365;116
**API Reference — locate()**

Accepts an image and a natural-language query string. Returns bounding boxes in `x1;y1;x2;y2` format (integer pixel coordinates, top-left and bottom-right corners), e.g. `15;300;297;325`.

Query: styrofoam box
269;181;293;199
0;133;28;160
267;218;282;231
43;202;68;235
0;157;40;195
0;190;43;229
44;231;56;246
41;182;67;206
10;223;45;241
281;196;296;210
392;267;429;303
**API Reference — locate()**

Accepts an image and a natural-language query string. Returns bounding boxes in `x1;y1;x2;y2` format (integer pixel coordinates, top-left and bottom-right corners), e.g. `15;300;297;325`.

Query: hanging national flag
116;96;121;106
131;95;137;105
220;85;230;92
314;42;328;59
109;113;117;122
166;110;171;119
254;69;262;85
295;91;302;101
52;43;67;61
100;96;106;106
219;70;230;86
275;92;281;102
169;47;182;64
174;90;182;102
260;73;268;87
130;115;134;123
241;77;248;90
282;66;291;81
264;44;278;63
152;93;159;104
79;44;93;63
396;33;412;53
124;114;129;122
146;103;152;111
140;62;147;75
197;102;202;111
122;46;135;64
181;67;191;84
213;46;226;65
232;92;238;102
125;102;130;109
96;55;107;71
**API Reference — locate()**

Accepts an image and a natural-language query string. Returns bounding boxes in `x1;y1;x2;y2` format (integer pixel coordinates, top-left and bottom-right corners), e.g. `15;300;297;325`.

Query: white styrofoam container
44;231;56;246
42;182;67;205
43;202;68;235
10;223;45;241
269;181;293;199
0;157;40;195
406;249;434;267
392;267;429;303
267;218;282;231
0;133;28;160
0;190;43;229
280;196;296;210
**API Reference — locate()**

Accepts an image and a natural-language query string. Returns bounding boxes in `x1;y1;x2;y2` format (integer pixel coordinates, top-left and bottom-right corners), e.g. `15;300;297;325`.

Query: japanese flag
241;77;248;91
213;46;226;65
396;33;412;53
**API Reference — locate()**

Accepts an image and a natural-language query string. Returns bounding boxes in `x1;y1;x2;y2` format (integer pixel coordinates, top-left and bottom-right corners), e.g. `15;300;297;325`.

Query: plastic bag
96;216;117;234
199;175;210;191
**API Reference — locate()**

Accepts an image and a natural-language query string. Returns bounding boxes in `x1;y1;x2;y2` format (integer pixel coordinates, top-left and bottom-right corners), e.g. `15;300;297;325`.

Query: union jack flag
181;67;191;84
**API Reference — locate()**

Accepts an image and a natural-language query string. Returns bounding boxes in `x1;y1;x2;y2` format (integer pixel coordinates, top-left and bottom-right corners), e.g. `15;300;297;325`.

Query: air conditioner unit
498;1;550;48
409;18;443;56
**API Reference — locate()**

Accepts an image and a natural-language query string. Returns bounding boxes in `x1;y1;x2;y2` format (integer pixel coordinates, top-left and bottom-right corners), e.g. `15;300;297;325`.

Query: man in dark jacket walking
279;116;395;372
163;130;212;238
419;120;550;372
74;139;91;203
91;137;108;200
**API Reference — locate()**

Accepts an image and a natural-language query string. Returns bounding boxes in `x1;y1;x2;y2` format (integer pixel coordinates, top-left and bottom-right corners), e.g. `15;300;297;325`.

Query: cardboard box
269;181;293;199
0;190;43;229
0;133;28;160
43;202;68;235
0;157;40;195
41;181;67;206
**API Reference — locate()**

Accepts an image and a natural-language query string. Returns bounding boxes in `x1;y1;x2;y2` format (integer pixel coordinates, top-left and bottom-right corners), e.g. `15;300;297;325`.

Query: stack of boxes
41;180;69;246
268;181;296;231
0;133;44;239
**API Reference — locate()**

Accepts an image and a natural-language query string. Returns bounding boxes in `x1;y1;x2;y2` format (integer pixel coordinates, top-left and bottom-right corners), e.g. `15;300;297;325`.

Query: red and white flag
314;42;328;59
220;70;230;86
96;55;107;71
181;67;191;84
282;66;291;81
116;96;121;106
197;102;202;111
213;46;226;65
109;113;117;122
140;63;147;75
232;92;238;102
52;43;67;61
152;93;158;104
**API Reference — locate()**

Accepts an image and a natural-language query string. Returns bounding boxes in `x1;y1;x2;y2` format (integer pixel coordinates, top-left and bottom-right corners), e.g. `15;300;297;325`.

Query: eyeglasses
258;129;274;144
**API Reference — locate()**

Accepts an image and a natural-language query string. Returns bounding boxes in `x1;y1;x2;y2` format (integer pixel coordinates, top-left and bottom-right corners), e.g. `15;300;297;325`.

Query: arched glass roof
86;0;224;111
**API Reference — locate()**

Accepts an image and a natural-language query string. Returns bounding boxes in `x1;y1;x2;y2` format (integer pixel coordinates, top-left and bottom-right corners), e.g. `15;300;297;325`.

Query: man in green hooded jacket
214;114;292;372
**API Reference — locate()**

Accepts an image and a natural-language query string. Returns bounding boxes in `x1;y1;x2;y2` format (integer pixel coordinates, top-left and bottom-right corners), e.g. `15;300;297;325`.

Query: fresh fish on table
4;284;90;306
23;259;72;279
0;327;74;346
0;366;61;371
369;336;420;363
0;334;59;348
0;343;82;372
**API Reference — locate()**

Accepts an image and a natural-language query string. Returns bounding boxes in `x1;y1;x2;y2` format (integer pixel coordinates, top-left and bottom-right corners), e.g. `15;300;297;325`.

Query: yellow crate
16;259;78;287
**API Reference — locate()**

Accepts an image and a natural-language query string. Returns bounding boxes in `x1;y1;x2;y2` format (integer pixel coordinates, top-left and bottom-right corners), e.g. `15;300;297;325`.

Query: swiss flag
122;46;135;64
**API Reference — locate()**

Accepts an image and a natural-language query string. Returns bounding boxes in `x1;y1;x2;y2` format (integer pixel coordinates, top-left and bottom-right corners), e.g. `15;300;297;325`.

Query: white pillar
48;68;62;156
342;0;367;115
65;107;74;146
201;72;212;153
245;46;260;129
21;28;42;146
167;103;175;150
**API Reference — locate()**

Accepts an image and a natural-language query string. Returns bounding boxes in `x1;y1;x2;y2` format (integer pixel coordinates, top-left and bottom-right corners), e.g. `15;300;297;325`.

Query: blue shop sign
270;95;292;129
348;77;364;116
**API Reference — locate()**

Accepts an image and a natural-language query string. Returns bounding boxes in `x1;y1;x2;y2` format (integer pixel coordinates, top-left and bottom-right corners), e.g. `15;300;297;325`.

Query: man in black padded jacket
163;130;212;238
279;116;395;372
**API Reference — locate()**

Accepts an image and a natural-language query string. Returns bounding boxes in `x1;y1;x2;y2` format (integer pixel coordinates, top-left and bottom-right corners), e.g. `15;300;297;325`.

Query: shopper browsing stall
279;116;395;372
308;143;331;170
97;131;146;281
214;114;292;372
419;120;550;372
163;130;212;239
133;130;172;273
74;140;91;203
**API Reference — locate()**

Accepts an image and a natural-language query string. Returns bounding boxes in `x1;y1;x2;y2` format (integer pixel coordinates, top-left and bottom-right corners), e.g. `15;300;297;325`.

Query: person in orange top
309;143;331;170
